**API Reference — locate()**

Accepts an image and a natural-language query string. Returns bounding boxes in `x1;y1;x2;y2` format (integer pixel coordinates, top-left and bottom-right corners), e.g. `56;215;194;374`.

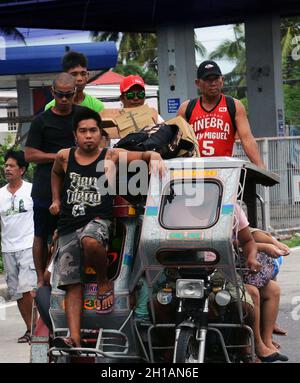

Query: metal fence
234;136;300;233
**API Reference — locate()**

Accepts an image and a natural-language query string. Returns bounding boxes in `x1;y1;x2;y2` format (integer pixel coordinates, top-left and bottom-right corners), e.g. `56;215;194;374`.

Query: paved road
0;273;30;363
274;246;300;362
0;247;300;363
0;302;30;363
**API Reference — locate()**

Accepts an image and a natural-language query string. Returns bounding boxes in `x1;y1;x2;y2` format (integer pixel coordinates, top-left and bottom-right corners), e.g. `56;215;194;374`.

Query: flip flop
52;336;82;355
53;336;76;349
273;325;288;336
96;286;114;315
258;352;289;363
17;330;31;344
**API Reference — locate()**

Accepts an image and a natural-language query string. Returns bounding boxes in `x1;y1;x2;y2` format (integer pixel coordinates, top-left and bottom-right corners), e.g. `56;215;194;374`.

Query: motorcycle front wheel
174;328;200;363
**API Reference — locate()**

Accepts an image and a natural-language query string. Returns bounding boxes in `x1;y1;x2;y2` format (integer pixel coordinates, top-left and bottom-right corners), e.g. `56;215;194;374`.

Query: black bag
113;123;195;205
114;123;183;159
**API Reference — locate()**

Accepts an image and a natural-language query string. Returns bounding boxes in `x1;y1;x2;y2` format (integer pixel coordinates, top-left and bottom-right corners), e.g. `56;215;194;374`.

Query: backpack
185;95;237;132
114;123;187;159
113;122;196;205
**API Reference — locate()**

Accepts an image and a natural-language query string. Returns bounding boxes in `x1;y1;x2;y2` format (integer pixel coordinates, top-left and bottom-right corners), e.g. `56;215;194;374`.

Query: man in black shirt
25;73;84;289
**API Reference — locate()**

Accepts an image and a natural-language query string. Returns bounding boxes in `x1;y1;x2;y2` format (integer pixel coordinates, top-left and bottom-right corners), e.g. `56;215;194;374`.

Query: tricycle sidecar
31;157;279;363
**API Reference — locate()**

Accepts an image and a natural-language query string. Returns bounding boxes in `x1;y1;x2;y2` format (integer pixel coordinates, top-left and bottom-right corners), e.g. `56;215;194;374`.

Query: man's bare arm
49;149;68;215
106;148;166;177
234;100;266;168
176;100;189;120
238;227;261;272
24;147;56;164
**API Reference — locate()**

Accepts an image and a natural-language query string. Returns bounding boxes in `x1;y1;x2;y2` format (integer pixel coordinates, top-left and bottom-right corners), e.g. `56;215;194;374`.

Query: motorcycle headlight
215;290;231;306
176;279;204;299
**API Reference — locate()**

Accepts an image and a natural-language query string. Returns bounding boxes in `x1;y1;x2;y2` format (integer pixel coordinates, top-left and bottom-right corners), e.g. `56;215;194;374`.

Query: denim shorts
53;218;111;290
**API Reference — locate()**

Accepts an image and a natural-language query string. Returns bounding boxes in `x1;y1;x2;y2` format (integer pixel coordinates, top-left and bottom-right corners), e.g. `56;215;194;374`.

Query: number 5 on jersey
202;140;215;156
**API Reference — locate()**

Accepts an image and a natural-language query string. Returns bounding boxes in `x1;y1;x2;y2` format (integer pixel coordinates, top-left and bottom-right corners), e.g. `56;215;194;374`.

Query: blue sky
1;26;236;74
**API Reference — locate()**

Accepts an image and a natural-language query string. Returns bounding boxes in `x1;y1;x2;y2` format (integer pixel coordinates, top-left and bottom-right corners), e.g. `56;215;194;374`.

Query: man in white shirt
0;150;36;343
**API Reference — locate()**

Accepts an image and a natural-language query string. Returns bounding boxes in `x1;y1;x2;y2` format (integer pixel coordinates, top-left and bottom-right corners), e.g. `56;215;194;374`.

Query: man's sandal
17;330;31;344
52;336;82;355
53;336;76;349
96;287;114;315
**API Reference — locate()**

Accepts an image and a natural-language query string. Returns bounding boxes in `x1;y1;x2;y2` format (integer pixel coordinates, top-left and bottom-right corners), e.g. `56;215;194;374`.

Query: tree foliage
91;31;206;85
209;24;246;94
281;17;300;125
209;19;300;125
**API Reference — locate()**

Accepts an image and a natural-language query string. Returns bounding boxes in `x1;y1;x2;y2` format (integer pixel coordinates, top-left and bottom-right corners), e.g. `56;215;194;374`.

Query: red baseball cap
120;75;145;93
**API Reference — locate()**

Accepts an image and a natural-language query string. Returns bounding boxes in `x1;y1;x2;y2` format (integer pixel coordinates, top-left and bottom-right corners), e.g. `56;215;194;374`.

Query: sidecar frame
129;157;279;363
31;157;279;363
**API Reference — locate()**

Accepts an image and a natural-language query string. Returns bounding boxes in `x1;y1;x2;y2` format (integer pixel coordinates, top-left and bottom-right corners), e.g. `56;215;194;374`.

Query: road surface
0;247;299;363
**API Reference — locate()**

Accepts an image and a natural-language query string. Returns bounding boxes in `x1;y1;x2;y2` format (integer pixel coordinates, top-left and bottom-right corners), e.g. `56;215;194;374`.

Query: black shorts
33;201;58;242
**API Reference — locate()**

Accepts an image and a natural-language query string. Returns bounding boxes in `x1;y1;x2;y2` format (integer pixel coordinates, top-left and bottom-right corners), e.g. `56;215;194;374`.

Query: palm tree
208;19;300;122
281;18;300;63
280;17;300;81
91;31;157;67
194;33;207;57
209;19;300;83
280;17;300;124
209;24;246;88
91;31;206;82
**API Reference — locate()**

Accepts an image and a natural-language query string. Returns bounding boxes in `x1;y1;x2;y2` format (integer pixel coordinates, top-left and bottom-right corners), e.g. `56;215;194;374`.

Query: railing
234;136;300;233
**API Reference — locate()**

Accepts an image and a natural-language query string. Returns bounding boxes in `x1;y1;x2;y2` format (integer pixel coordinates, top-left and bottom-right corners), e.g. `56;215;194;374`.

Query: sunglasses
124;91;145;100
53;89;75;99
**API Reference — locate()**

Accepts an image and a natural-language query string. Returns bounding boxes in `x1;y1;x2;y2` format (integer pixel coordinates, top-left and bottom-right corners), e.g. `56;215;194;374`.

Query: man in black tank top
49;107;165;348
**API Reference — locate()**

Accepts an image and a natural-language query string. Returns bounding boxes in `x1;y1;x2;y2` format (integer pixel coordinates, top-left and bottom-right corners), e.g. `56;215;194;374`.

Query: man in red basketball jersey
177;60;265;168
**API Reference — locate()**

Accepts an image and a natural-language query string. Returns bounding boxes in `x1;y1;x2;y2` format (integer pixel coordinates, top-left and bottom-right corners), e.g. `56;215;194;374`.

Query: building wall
0;94;18;144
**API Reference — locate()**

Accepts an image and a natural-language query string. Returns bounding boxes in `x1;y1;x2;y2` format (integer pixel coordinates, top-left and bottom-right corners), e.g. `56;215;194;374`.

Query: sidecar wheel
175;328;199;363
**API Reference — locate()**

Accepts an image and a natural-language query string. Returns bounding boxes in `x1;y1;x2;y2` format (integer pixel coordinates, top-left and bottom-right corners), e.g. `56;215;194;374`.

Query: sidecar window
160;180;221;229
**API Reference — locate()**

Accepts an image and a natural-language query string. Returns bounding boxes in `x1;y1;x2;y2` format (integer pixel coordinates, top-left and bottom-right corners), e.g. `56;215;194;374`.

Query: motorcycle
30;156;279;363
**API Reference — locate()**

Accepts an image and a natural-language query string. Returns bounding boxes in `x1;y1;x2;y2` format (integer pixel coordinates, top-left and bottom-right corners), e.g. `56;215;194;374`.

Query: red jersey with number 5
189;94;236;157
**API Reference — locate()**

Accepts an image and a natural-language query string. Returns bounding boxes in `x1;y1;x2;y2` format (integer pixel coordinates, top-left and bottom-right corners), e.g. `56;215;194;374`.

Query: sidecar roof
165;157;279;187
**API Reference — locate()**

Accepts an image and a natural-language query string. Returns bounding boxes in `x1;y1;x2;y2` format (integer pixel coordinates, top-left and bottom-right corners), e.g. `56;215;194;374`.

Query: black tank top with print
57;147;114;235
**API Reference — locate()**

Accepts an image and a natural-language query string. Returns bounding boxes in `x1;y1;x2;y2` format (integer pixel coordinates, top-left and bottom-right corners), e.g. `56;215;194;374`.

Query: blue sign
167;98;180;114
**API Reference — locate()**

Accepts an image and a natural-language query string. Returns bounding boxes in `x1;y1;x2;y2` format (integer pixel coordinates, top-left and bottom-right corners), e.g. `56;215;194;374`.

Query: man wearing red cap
177;60;265;168
119;75;164;123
